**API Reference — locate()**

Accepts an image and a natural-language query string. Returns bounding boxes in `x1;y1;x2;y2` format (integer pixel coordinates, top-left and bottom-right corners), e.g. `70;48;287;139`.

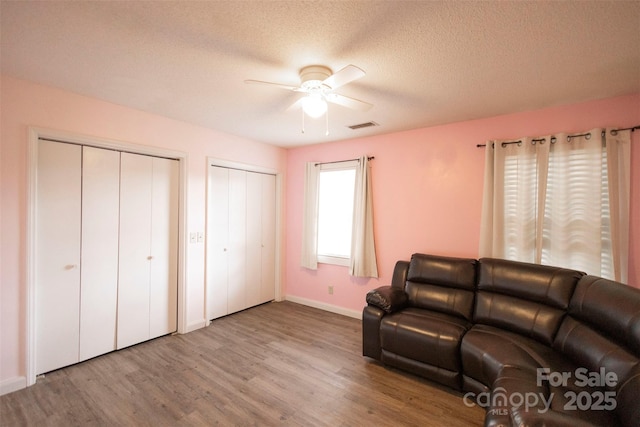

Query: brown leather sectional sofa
362;253;640;427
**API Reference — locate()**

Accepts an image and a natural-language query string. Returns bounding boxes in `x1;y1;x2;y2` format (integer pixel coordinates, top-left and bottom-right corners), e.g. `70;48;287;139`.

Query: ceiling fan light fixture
300;65;332;87
301;79;323;90
245;64;370;128
301;93;327;118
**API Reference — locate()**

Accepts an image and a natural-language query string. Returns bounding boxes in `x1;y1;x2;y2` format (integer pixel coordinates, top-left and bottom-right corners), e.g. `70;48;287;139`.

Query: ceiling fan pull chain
301;107;305;134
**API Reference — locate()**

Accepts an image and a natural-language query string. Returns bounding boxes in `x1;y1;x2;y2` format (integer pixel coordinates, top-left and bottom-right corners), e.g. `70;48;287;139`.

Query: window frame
315;160;358;267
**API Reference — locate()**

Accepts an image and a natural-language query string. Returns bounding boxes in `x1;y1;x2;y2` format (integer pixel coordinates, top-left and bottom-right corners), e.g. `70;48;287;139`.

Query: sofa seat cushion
461;324;575;388
380;308;471;372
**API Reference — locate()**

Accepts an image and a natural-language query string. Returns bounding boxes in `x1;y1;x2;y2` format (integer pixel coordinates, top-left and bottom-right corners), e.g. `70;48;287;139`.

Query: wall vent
347;121;379;130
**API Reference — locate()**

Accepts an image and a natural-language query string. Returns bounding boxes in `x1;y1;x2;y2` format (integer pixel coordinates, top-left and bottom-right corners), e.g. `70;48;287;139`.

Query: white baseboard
1;376;27;396
284;295;362;319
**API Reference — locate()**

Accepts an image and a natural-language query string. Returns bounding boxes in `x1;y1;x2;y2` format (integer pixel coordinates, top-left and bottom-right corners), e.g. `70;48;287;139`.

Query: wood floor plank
0;301;484;426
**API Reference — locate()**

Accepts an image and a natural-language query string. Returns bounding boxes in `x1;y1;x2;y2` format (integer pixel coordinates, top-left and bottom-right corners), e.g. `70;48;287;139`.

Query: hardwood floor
1;301;484;426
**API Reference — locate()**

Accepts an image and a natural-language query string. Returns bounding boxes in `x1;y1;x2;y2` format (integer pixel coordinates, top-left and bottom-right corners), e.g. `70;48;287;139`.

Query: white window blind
502;145;540;263
541;136;613;278
480;128;631;282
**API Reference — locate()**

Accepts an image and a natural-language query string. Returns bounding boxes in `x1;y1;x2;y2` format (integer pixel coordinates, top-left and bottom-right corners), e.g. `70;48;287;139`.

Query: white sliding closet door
35;141;179;373
118;153;178;349
118;153;153;349
227;169;247;314
35;140;82;375
79;147;120;361
246;172;276;307
206;166;230;319
246;171;263;308
149;157;179;340
206;164;277;320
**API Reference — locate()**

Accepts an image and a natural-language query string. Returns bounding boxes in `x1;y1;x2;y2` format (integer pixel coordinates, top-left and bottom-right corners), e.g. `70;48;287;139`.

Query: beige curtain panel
300;161;319;270
350;156;379;278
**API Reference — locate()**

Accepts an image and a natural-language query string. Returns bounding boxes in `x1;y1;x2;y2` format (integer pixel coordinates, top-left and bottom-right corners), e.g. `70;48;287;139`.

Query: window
541;140;613;278
316;163;357;266
301;156;378;277
480;129;630;282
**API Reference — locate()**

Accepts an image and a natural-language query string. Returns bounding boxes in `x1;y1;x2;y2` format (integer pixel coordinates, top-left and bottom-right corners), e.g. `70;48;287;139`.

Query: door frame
26;127;188;386
205;158;283;324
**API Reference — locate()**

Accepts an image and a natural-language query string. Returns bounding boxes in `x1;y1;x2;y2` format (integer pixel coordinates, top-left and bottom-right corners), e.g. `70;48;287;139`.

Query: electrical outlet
197;232;204;243
328;285;334;295
189;232;197;243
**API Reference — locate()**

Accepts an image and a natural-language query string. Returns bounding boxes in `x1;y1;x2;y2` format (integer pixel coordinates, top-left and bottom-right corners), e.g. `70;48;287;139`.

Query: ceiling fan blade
244;79;300;91
322;65;365;90
326;93;372;112
285;97;304;112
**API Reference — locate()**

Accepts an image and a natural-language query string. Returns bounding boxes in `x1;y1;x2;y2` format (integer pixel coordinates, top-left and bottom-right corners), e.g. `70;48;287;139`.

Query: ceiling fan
245;64;372;120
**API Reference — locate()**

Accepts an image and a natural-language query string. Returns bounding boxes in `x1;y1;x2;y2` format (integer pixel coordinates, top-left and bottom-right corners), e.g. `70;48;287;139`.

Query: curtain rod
476;125;640;148
315;156;374;166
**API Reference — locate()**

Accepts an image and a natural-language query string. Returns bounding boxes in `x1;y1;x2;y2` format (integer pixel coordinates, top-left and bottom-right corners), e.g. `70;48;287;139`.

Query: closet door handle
64;264;78;270
147;256;153;260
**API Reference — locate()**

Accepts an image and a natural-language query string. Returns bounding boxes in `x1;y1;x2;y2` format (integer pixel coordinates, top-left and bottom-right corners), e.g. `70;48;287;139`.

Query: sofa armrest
391;260;410;289
366;286;408;313
362;305;385;360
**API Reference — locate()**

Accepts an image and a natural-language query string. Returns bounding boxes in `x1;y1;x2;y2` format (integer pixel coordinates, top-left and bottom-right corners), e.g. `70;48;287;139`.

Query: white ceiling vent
348;121;379;130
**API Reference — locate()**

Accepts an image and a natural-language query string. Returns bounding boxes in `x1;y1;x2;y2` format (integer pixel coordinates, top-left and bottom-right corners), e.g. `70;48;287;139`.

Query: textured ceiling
1;1;639;147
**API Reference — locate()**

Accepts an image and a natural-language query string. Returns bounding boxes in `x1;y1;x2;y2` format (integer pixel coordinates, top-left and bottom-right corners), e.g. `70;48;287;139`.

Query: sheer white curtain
479;137;549;263
479;128;630;282
350;156;378;278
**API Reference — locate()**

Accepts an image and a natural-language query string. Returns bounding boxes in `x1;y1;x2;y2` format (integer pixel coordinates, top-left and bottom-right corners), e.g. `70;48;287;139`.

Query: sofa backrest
475;258;583;345
554;275;640;383
567;275;640;357
554;276;640;425
404;253;477;321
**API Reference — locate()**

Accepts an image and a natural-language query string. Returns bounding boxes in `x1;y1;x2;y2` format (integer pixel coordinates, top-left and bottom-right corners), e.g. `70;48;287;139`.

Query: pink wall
2;74;639;394
0;75;287;392
285;94;640;315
